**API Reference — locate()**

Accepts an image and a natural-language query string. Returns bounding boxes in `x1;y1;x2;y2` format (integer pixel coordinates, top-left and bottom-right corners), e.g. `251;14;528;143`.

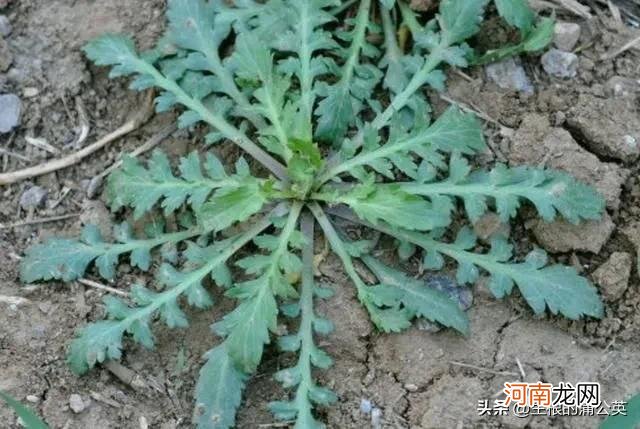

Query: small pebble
371;407;383;429
19;186;48;210
23;87;39;98
0;15;10;37
85;176;103;199
25;395;39;403
69;394;86;414
139;416;149;429
38;302;52;314
553;22;581;51
541;49;578;78
360;398;373;414
404;383;419;392
0;93;21;133
624;135;637;149
485;57;534;94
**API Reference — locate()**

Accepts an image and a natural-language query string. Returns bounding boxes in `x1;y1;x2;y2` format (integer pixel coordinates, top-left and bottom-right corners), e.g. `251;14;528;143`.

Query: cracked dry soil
1;1;639;428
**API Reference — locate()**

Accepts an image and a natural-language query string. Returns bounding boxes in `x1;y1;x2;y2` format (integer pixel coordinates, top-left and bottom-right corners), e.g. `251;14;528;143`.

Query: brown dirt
1;1;639;429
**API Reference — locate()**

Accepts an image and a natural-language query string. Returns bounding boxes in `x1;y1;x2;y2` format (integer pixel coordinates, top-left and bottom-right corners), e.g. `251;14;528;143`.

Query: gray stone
553;22;581;51
592;252;632;301
541;49;578;78
532;212;615;254
485;57;534;94
68;394;86;414
0;15;10;37
360;398;373;414
19;186;48;210
84;176;103;199
0;93;21;133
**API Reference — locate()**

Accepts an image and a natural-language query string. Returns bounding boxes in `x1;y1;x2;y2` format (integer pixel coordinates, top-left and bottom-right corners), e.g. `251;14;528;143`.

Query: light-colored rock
23;87;39;98
0;94;22;134
0;15;10;37
84;176;103;199
553;22;581;51
592;252;632;301
19;186;48;210
68;394;86;414
0;93;21;133
541;48;578;78
532;212;615;254
485;57;534;94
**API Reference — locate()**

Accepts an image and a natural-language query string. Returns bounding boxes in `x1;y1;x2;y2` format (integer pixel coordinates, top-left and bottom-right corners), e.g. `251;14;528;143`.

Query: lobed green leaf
361;255;470;335
400;161;605;224
195;346;248;429
20;224;202;282
107;150;240;219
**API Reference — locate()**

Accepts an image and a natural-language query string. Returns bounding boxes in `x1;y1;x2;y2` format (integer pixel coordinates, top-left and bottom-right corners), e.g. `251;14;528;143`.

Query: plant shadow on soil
0;1;639;428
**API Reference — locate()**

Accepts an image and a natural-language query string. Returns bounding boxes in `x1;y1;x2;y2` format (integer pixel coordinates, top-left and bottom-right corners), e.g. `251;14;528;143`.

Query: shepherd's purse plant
20;0;605;428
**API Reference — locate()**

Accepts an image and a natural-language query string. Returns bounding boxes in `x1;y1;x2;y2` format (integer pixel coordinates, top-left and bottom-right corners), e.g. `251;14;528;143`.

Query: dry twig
77;278;130;297
74;96;91;147
0;212;80;230
0;92;154;186
104;361;148;390
25;136;60;155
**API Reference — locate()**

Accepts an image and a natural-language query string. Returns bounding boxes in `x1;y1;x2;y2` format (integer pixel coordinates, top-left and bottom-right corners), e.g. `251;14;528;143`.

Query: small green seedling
21;1;604;428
